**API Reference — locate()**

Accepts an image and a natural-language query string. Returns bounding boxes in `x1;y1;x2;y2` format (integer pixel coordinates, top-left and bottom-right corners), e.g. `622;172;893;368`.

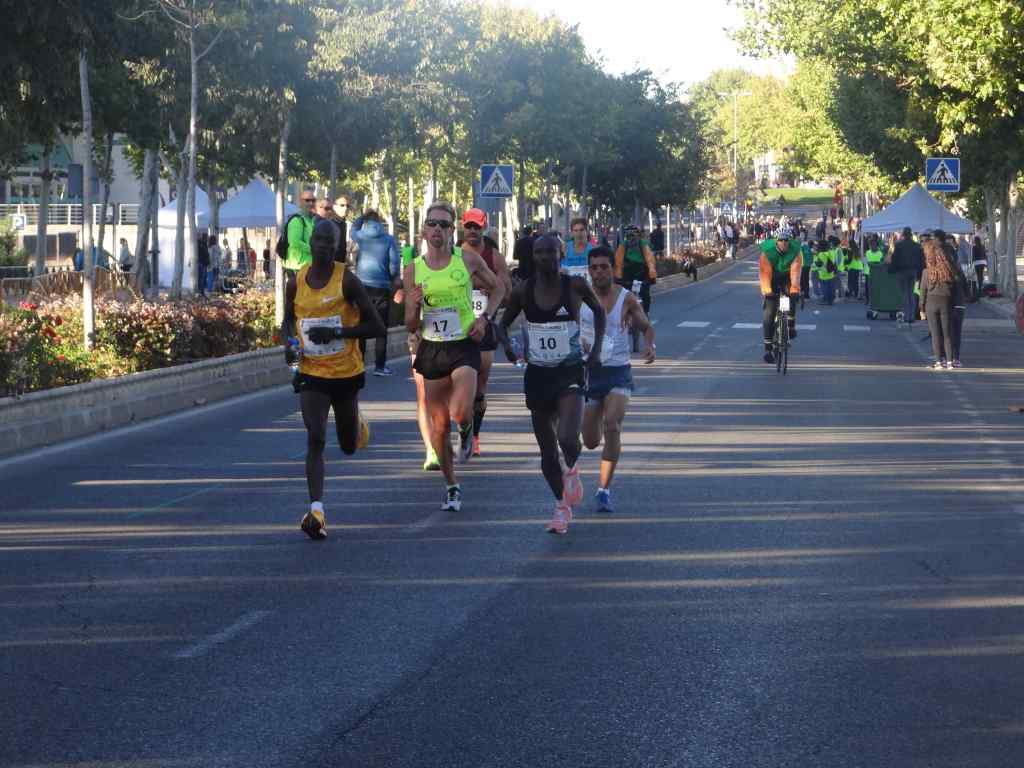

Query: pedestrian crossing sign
480;164;514;198
926;157;960;192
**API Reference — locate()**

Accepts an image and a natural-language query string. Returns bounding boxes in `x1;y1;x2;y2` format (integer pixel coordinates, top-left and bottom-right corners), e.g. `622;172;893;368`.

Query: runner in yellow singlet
282;220;387;540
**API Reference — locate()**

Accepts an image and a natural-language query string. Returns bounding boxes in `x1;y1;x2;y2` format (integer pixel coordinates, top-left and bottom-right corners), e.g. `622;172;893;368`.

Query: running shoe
423;448;441;471
595;488;614;514
943;360;954;370
357;411;370;449
472;435;481;456
373;366;393;377
930;361;946;370
546;502;571;535
441;485;462;512
952;359;963;368
300;508;328;540
457;422;474;463
563;465;583;507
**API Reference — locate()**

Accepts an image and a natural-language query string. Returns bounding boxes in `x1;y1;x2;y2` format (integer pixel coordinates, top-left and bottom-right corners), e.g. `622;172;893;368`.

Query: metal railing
1;203;142;227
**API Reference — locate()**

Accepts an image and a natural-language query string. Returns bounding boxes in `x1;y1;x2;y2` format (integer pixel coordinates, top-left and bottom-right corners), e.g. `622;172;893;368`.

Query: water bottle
631;279;642;294
288;337;302;392
510;336;526;368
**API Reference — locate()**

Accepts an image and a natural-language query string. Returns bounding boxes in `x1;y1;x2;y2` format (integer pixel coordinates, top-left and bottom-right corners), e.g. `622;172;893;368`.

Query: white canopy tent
218;178;298;228
861;183;974;235
156;187;210;291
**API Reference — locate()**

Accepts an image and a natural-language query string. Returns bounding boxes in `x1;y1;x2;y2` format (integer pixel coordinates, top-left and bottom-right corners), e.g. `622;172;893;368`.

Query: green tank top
815;252;835;280
415;247;475;343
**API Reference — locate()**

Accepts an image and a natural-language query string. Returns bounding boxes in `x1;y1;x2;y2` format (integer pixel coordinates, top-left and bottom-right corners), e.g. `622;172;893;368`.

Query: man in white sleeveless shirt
579;246;656;513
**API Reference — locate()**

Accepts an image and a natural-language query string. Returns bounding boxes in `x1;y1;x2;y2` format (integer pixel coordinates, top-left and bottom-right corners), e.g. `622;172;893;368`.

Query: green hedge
0;290;277;397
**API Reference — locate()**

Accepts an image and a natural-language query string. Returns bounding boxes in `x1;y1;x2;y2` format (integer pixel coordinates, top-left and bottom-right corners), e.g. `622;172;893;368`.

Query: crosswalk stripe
844;325;871;332
678;321;710;328
732;323;761;329
795;324;817;330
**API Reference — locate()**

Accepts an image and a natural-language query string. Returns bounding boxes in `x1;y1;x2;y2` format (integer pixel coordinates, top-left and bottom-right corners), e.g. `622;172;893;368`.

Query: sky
505;0;790;89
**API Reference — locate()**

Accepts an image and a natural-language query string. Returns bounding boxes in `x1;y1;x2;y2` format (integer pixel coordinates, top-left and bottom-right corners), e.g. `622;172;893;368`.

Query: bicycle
772;293;792;374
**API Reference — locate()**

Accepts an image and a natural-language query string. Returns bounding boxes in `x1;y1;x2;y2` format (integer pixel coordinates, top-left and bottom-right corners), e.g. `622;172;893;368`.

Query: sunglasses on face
463;223;482;231
425;219;452;230
301;198;315;203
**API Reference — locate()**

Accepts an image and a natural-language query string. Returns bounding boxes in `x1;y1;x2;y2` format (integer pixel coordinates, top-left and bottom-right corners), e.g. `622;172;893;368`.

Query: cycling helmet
776;226;793;241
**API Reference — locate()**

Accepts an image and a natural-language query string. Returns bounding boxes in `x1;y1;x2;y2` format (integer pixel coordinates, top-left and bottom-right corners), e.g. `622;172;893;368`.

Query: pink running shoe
563;465;583;507
546;502;571;535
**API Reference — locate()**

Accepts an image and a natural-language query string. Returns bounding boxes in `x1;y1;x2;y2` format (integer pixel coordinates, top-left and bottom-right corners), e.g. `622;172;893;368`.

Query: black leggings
763;294;797;343
926;296;954;362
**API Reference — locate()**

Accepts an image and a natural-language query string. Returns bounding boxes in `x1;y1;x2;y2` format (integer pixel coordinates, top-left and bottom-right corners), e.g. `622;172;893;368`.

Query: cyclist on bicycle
759;226;802;364
614;225;657;351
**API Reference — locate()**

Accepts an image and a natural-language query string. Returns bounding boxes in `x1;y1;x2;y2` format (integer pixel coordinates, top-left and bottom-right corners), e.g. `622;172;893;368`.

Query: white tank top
580;287;631;367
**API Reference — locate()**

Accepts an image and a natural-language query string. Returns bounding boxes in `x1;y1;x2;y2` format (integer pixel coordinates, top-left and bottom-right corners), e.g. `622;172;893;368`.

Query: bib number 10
537;335;559;351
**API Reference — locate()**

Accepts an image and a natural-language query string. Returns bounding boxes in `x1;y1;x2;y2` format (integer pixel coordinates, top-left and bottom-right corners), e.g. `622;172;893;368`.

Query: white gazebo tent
861;183;974;235
156;187;210;291
218;178;298;228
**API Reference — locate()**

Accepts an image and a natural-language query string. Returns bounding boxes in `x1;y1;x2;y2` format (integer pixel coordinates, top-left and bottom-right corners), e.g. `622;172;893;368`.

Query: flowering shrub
0;288;278;396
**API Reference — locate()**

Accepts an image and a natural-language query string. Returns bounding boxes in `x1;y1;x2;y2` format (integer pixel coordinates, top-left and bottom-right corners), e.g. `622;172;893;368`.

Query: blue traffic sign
479;164;514;198
926;157;960;192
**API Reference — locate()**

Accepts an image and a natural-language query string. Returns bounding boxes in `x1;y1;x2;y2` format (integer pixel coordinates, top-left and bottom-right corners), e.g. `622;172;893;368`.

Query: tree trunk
274;108;291;325
79;48;95;349
544;158;553;227
429;157;438;202
132;149;155;294
96;131;114;268
329;142;338;201
149;165;159;294
407;176;416;251
1004;179;1021;300
35;148;51;275
371;166;381;210
186;21;200;295
171;152;187;298
580;164;589;220
517;155;526;225
209;183;221;234
388;175;399;235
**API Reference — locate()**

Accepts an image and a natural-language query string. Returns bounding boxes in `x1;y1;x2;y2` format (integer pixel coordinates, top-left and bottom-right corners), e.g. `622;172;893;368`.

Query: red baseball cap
462;208;487;228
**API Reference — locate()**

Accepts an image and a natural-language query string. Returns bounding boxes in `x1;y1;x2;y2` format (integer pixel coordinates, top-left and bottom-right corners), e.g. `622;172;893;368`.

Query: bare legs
300;389;359;502
582;393;628;490
530;391;584;500
423;366;477;485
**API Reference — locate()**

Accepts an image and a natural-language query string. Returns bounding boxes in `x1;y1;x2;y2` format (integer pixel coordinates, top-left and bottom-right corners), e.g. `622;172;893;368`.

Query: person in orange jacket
759;226;802;364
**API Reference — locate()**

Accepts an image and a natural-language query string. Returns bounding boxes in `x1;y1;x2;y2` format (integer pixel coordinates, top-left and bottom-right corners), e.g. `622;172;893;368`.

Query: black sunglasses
463;223;482;231
425;219;452;230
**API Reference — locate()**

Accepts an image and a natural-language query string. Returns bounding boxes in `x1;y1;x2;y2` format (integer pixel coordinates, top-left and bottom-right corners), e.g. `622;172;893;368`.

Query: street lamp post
717;90;752;227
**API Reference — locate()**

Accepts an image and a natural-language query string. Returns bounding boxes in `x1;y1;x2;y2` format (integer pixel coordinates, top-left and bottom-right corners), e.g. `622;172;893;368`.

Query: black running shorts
297;372;365;404
524;363;585;412
413;338;481;381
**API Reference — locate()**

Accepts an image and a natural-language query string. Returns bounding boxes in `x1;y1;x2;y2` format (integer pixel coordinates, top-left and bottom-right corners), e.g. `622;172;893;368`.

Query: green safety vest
815;252;835;280
865;249;884;275
846;254;864;272
834;248;848;273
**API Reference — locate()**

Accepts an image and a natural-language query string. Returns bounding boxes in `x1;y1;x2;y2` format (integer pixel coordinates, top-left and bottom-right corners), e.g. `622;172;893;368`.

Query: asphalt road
3;258;1024;767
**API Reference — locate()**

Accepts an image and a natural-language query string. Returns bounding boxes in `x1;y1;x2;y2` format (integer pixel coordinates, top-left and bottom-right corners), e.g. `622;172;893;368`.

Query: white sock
311;501;324;513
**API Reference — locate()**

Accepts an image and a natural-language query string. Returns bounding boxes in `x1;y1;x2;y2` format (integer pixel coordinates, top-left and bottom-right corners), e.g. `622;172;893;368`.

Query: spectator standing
283;190;317;276
222;239;233;273
890;227;924;326
919;238;960;369
196;233;210;296
649;223;665;257
208;236;222;292
73;246;84;272
972;236;987;296
118;238;132;272
513;225;536;281
247;242;257;275
262;238;272;280
352;209;400;376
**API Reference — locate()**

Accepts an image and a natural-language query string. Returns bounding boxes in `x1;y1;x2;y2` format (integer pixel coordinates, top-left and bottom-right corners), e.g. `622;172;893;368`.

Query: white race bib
527;321;571;365
471;290;488;318
422;306;463;342
299;316;347;357
779;295;791;313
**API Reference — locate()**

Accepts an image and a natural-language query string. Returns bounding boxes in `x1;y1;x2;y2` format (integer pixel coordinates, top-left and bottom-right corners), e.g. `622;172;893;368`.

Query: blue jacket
352;218;400;290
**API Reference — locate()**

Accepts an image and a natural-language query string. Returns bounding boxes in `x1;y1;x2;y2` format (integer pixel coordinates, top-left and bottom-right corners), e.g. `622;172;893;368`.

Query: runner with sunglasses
498;234;606;535
403;201;505;512
459;208;512;456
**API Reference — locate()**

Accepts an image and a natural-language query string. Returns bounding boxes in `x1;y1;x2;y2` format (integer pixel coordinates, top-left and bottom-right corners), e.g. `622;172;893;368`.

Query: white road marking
844;325;871;332
173;610;271;659
678;321;710;328
964;319;1013;329
405;509;450;534
732;323;762;329
795;324;817;331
